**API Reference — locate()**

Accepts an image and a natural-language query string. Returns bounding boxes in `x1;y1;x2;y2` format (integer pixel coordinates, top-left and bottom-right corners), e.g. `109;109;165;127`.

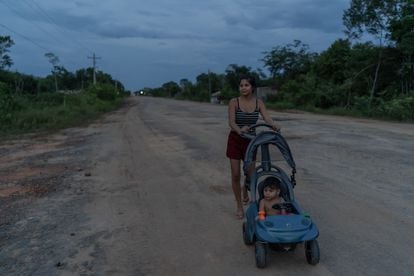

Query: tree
45;52;60;92
196;72;223;94
390;0;414;93
224;64;259;90
343;0;413;104
179;78;193;98
161;81;180;97
261;40;317;83
312;39;352;84
75;68;95;89
343;0;386;106
57;66;77;90
0;36;14;70
179;78;192;90
343;0;393;40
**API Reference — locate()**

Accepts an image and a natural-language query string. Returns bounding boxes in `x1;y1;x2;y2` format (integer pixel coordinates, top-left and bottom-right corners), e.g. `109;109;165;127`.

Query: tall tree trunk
410;55;413;93
369;48;383;108
54;74;58;92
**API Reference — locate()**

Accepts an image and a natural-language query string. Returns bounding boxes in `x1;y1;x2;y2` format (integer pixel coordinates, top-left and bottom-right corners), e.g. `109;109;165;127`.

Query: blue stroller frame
242;123;320;268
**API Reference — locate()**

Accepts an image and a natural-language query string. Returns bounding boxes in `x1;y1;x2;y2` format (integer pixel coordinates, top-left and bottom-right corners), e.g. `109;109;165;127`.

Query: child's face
263;186;279;200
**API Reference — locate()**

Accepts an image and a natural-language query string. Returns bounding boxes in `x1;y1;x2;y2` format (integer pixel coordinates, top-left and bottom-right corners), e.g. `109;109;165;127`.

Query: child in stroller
257;177;284;220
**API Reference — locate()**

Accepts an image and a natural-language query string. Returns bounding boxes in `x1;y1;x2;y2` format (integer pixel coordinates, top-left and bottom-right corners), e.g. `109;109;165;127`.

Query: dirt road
1;97;413;275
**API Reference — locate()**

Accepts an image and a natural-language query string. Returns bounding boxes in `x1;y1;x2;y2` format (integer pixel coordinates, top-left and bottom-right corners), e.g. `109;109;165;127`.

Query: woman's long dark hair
239;75;257;93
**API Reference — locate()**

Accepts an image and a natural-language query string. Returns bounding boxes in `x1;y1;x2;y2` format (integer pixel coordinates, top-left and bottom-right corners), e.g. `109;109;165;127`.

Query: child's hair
263;176;281;190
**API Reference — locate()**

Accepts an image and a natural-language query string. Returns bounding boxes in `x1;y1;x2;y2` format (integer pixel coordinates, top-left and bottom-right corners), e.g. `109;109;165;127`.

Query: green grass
0;90;125;138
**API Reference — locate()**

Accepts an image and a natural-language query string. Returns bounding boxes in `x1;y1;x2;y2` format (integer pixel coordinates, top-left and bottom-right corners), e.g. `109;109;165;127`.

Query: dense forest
145;0;414;121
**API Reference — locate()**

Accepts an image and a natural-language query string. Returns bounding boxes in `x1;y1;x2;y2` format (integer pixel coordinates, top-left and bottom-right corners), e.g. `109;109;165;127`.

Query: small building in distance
256;86;278;101
210;91;222;104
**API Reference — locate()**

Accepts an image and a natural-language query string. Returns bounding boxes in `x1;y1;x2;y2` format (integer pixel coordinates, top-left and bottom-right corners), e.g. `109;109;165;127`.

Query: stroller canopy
243;131;296;174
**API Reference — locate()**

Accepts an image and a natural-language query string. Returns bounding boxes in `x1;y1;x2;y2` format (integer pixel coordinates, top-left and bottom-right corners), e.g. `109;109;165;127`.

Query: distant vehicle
133;90;145;96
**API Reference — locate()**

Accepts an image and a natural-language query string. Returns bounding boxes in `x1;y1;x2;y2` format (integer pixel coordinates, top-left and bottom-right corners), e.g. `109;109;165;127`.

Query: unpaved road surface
1;97;413;276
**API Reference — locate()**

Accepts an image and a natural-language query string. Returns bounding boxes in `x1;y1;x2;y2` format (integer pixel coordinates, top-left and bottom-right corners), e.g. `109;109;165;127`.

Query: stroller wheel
242;222;254;245
305;239;320;265
244;176;251;191
255;242;268;268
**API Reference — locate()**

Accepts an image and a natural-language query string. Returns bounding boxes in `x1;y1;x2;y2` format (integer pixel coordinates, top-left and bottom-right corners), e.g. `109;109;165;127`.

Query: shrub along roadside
266;95;414;122
266;75;414;122
0;83;125;137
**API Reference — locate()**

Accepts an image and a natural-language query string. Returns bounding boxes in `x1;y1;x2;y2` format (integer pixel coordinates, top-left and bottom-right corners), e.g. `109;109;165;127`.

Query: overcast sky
1;0;350;90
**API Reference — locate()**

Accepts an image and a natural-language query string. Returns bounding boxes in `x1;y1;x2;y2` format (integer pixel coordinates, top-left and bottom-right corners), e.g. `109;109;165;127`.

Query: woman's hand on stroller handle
250;123;280;132
240;126;251;134
240;123;280;139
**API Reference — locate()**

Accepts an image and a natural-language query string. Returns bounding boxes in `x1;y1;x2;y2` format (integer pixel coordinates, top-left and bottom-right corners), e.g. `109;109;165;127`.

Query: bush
278;75;347;109
279;76;318;107
220;86;239;102
353;95;371;112
86;83;118;101
380;96;414;120
0;82;22;123
0;85;124;136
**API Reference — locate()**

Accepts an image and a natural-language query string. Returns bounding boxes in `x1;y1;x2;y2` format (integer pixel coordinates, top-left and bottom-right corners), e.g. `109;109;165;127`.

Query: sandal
242;196;250;205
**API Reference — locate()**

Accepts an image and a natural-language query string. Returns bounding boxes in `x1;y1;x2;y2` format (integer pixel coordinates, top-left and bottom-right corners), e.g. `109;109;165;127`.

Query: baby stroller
241;123;320;268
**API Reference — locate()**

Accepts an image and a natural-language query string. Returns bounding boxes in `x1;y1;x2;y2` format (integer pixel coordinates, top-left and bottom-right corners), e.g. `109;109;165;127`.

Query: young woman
226;75;280;219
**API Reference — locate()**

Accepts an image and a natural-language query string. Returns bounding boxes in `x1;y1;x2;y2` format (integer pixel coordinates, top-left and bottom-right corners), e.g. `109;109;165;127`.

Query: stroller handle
241;123;280;140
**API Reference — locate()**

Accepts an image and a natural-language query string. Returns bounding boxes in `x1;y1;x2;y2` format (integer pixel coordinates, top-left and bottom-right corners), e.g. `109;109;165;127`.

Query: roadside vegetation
142;0;414;122
0;81;126;136
0;68;128;137
0;37;128;136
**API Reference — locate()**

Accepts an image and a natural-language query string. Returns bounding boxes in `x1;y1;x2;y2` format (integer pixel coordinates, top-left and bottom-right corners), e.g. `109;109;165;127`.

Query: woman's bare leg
230;158;243;218
242;162;255;204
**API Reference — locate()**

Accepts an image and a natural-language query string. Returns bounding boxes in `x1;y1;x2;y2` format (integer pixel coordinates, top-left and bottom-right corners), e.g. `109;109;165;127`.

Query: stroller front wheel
242;222;254;245
305;239;320;265
255;242;268;268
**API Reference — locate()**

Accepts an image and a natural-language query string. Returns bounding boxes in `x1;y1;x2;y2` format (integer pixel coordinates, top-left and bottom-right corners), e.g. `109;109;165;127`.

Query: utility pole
88;53;101;85
208;69;212;96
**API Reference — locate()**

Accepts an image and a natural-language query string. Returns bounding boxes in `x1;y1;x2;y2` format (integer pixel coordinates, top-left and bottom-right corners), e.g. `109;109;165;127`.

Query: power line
25;0;93;54
0;0;67;47
0;0;98;73
0;23;79;69
1;0;93;58
0;0;79;68
0;23;50;52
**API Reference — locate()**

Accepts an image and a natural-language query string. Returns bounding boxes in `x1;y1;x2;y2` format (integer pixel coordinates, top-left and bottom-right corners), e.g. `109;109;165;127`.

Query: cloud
222;0;347;34
0;0;351;89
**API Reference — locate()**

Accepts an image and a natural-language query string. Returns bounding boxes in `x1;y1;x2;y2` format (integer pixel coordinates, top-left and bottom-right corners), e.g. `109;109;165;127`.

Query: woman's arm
258;99;281;131
228;98;240;134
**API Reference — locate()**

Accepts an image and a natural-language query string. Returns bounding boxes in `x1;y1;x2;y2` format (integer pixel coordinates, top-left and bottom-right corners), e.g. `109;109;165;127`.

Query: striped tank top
235;98;259;130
